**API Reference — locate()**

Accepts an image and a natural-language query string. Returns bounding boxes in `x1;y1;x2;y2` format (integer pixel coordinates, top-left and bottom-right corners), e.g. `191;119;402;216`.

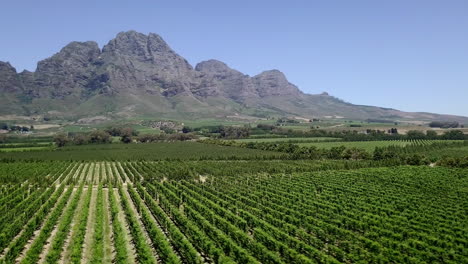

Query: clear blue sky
1;0;467;116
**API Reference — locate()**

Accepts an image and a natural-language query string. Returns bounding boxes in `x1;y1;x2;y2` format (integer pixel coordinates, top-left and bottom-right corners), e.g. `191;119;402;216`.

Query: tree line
202;139;468;166
255;125;467;141
53;127;198;147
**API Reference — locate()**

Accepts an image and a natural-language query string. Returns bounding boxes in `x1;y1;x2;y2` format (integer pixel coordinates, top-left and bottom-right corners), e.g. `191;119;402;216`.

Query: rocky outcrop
0;62;22;93
100;31;197;96
194;60;257;100
253;70;302;97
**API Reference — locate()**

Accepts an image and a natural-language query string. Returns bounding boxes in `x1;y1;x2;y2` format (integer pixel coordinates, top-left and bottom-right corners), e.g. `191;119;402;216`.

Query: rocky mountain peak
102;31;152;58
101;31;193;72
0;61;16;73
253;69;302;97
0;61;16;77
195;60;233;74
0;61;22;93
36;41;100;74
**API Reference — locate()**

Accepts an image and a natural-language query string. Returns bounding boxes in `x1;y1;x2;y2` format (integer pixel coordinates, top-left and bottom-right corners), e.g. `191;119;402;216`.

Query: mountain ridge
1;30;467;123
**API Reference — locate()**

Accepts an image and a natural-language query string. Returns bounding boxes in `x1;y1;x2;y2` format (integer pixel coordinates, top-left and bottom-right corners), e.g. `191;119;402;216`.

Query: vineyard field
232;137;341;143
0;161;466;263
296;140;463;152
0;142;282;161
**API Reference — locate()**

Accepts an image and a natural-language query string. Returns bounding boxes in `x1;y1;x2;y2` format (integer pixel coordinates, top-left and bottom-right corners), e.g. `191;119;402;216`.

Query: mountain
1;30;467;123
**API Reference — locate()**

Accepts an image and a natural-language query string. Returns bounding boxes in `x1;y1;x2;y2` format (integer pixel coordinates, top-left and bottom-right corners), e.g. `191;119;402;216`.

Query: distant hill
1;30;467;123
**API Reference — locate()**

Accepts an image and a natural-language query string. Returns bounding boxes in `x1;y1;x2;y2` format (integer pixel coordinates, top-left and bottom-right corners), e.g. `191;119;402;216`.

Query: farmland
233;137;341;143
296;140;462;152
0;136;467;263
0;161;466;263
0;142;283;161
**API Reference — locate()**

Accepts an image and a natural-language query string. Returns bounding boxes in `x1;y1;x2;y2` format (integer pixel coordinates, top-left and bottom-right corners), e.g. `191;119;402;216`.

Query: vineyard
0;161;466;263
0;142;283;161
296;140;463;152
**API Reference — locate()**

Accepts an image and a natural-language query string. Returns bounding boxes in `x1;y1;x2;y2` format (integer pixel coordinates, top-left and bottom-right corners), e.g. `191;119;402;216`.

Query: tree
426;130;438;139
342;147;371;160
167;133;198;141
182;126;193;133
53;133;70;147
121;135;133;143
373;147;384;160
442;130;465;140
72;134;89;145
0;123;8;130
406;130;426;140
88;130;112;144
120;127;137;143
327;146;346;159
429;121;459;128
219;126;250;139
405;154;429;165
161;127;175;134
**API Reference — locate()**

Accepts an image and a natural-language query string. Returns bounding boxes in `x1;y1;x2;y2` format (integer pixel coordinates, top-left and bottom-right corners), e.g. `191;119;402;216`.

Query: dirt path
103;189;114;263
77;163;89;183
121;185;159;260
101;162;107;185
81;186;97;263
95;163;102;185
37;188;78;264
59;186;88;264
86;163;95;185
13;187;70;263
106;163;114;183
113;189;137;264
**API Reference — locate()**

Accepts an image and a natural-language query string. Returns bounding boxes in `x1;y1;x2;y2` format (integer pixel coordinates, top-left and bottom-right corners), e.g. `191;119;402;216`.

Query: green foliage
437;156;468;168
54;133;70;147
91;184;105;263
182;126;193;133
0;160;467;263
429;121;459;128
219;126;251;139
45;184;85;263
0;142;282;161
442;130;465;140
108;184;129;263
69;184;93;263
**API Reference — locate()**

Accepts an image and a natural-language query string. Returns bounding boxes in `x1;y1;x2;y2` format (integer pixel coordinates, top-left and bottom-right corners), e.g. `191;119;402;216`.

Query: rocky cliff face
100;31;198;96
31;41;101;98
0;62;22;93
253;70;302;97
194;59;258;101
0;31;302;104
1;30;467;122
